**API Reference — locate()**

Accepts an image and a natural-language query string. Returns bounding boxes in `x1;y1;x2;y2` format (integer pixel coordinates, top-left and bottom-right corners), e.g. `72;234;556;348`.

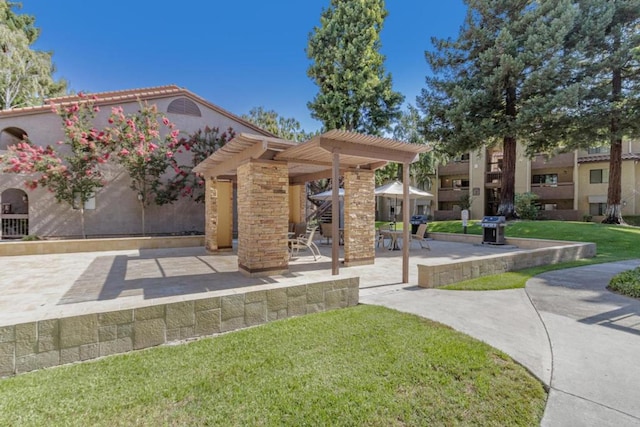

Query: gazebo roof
193;129;430;182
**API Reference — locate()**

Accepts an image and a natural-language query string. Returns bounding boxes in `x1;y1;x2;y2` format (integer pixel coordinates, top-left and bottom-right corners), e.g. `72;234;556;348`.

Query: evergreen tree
419;0;575;218
242;106;315;142
526;0;640;224
306;0;404;135
0;1;66;109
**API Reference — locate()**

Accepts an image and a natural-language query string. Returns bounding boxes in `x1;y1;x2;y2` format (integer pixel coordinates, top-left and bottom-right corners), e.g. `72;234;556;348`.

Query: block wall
0;277;359;377
418;242;596;288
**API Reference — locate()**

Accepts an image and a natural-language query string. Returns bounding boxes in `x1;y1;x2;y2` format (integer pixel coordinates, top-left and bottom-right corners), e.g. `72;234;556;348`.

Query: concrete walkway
361;260;640;427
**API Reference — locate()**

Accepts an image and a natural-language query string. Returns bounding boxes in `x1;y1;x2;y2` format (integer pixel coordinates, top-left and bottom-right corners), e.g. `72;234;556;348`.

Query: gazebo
193;130;429;283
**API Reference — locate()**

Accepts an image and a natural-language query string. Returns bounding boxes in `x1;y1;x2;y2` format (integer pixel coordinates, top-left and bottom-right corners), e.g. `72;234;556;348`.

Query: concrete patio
0;239;526;328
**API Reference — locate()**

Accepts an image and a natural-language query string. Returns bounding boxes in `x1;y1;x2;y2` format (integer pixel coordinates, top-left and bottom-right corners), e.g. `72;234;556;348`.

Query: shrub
515;192;540;220
608;267;640;299
21;234;41;241
623;216;640;227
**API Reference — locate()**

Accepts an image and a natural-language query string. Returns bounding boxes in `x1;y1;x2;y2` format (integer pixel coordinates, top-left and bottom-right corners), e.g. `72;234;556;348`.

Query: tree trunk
497;86;518;219
80;206;86;239
603;49;624;225
141;200;146;236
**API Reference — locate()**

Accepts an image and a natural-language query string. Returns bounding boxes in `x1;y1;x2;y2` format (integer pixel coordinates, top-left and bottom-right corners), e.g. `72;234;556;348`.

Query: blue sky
21;1;467;132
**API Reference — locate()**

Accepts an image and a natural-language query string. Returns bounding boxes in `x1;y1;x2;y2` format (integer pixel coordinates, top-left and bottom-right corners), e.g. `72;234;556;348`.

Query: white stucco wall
0;94;267;238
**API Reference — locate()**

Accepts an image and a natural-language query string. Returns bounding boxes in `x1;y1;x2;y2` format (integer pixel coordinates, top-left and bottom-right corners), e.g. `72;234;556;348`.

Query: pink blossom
119;148;129;156
162;117;170;126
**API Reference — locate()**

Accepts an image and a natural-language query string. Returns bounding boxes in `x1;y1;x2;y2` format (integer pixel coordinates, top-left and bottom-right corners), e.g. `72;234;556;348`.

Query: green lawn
0;306;546;426
427;220;640;290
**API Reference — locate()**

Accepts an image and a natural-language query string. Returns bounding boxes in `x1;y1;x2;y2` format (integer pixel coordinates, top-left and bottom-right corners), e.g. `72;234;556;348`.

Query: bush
623;216;640;227
608;267;640;299
515;192;540;220
21;235;41;241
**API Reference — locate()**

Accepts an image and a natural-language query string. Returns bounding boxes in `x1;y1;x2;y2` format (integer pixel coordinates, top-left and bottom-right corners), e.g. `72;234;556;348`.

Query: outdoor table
381;230;403;250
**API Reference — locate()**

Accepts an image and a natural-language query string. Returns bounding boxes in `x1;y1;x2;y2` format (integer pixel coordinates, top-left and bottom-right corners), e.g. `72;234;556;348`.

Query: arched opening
1;188;29;239
167;98;202;117
0;127;28;150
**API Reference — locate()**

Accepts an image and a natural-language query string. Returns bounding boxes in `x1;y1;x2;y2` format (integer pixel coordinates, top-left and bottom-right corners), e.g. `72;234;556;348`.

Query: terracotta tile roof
578;153;640;163
0;85;274;137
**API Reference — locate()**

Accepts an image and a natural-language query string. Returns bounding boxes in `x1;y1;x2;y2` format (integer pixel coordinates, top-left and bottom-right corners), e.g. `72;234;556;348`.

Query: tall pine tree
419;0;575;218
306;0;403;135
526;0;640;224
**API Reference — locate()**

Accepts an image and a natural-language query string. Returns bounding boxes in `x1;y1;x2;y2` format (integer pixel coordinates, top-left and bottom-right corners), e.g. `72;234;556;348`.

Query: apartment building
435;141;640;221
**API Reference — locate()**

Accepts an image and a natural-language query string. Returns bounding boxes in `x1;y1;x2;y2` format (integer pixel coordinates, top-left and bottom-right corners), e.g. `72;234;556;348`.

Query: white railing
1;214;29;239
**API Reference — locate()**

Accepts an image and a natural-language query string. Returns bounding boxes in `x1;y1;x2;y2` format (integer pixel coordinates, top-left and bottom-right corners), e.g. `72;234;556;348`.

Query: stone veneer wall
0;277;360;378
237;160;289;276
343;169;375;266
418;241;596;288
205;177;219;252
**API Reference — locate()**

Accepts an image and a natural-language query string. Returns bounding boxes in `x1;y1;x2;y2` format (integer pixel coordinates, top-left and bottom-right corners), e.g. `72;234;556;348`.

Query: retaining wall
0;277;359;377
0;235;205;257
419;234;596;288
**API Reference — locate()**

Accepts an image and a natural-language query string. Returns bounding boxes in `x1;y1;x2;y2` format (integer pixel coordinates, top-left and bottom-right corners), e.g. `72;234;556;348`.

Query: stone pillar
204;177;233;252
343;169;375;266
288;184;306;224
204;177;218;252
237;160;289;277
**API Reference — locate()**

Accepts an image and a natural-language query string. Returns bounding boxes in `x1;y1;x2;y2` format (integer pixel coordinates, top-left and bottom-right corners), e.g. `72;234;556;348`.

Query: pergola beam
319;138;420;164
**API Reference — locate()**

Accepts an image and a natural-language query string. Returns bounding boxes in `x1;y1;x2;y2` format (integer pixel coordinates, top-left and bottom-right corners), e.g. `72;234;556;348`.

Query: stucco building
0;85;272;238
435;141;640;221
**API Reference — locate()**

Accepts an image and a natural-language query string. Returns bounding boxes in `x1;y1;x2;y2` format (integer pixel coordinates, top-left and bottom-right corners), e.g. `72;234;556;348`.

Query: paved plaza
2;239;640;425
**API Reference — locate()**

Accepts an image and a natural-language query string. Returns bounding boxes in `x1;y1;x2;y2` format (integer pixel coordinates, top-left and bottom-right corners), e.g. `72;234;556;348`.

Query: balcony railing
438;161;469;176
437;188;470;202
530;182;574;200
1;214;29;239
531;152;574;170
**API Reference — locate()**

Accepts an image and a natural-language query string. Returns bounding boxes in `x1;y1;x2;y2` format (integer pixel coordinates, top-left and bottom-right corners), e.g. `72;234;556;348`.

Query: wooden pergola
194;130;429;283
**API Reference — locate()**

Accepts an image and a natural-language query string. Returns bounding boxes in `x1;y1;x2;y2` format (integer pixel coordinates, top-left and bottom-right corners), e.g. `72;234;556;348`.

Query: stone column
204;177;233;252
204;176;219;252
288;184;306;224
343;169;375;266
237;160;289;277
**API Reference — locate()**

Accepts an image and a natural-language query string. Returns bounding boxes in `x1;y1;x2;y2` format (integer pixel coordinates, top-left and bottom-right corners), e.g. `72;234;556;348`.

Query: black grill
480;216;506;245
410;215;429;235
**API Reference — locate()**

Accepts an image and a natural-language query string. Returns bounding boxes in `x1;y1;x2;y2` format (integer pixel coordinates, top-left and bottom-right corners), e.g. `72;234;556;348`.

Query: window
532;174;558;185
589;169;609;184
587;146;610;155
589;203;606;216
452;179;469;189
0;127;28;150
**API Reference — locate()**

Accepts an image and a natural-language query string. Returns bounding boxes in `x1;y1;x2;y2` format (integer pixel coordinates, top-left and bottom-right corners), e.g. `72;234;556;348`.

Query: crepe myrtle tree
156;125;236;205
107;102;179;236
0;93;110;238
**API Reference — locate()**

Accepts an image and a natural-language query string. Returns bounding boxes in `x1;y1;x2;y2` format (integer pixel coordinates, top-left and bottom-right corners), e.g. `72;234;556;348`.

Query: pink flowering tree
107;102;179;235
156;126;235;204
0;94;111;238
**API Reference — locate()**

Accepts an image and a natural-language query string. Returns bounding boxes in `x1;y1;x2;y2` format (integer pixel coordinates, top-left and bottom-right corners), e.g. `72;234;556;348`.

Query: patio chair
289;226;321;260
320;222;333;244
410;223;430;250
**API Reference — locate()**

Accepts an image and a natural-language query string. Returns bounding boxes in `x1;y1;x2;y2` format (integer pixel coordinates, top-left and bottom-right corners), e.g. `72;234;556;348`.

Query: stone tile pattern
343;169;375;266
205;177;220;252
237;160;289;276
0;277;359;377
418;242;596;288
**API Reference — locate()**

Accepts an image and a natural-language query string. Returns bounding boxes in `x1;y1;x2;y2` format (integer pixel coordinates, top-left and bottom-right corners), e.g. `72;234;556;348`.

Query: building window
532;174;558;185
452;179;469;189
589;203;606;216
167;98;202;117
589;169;609;184
587;146;610;155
